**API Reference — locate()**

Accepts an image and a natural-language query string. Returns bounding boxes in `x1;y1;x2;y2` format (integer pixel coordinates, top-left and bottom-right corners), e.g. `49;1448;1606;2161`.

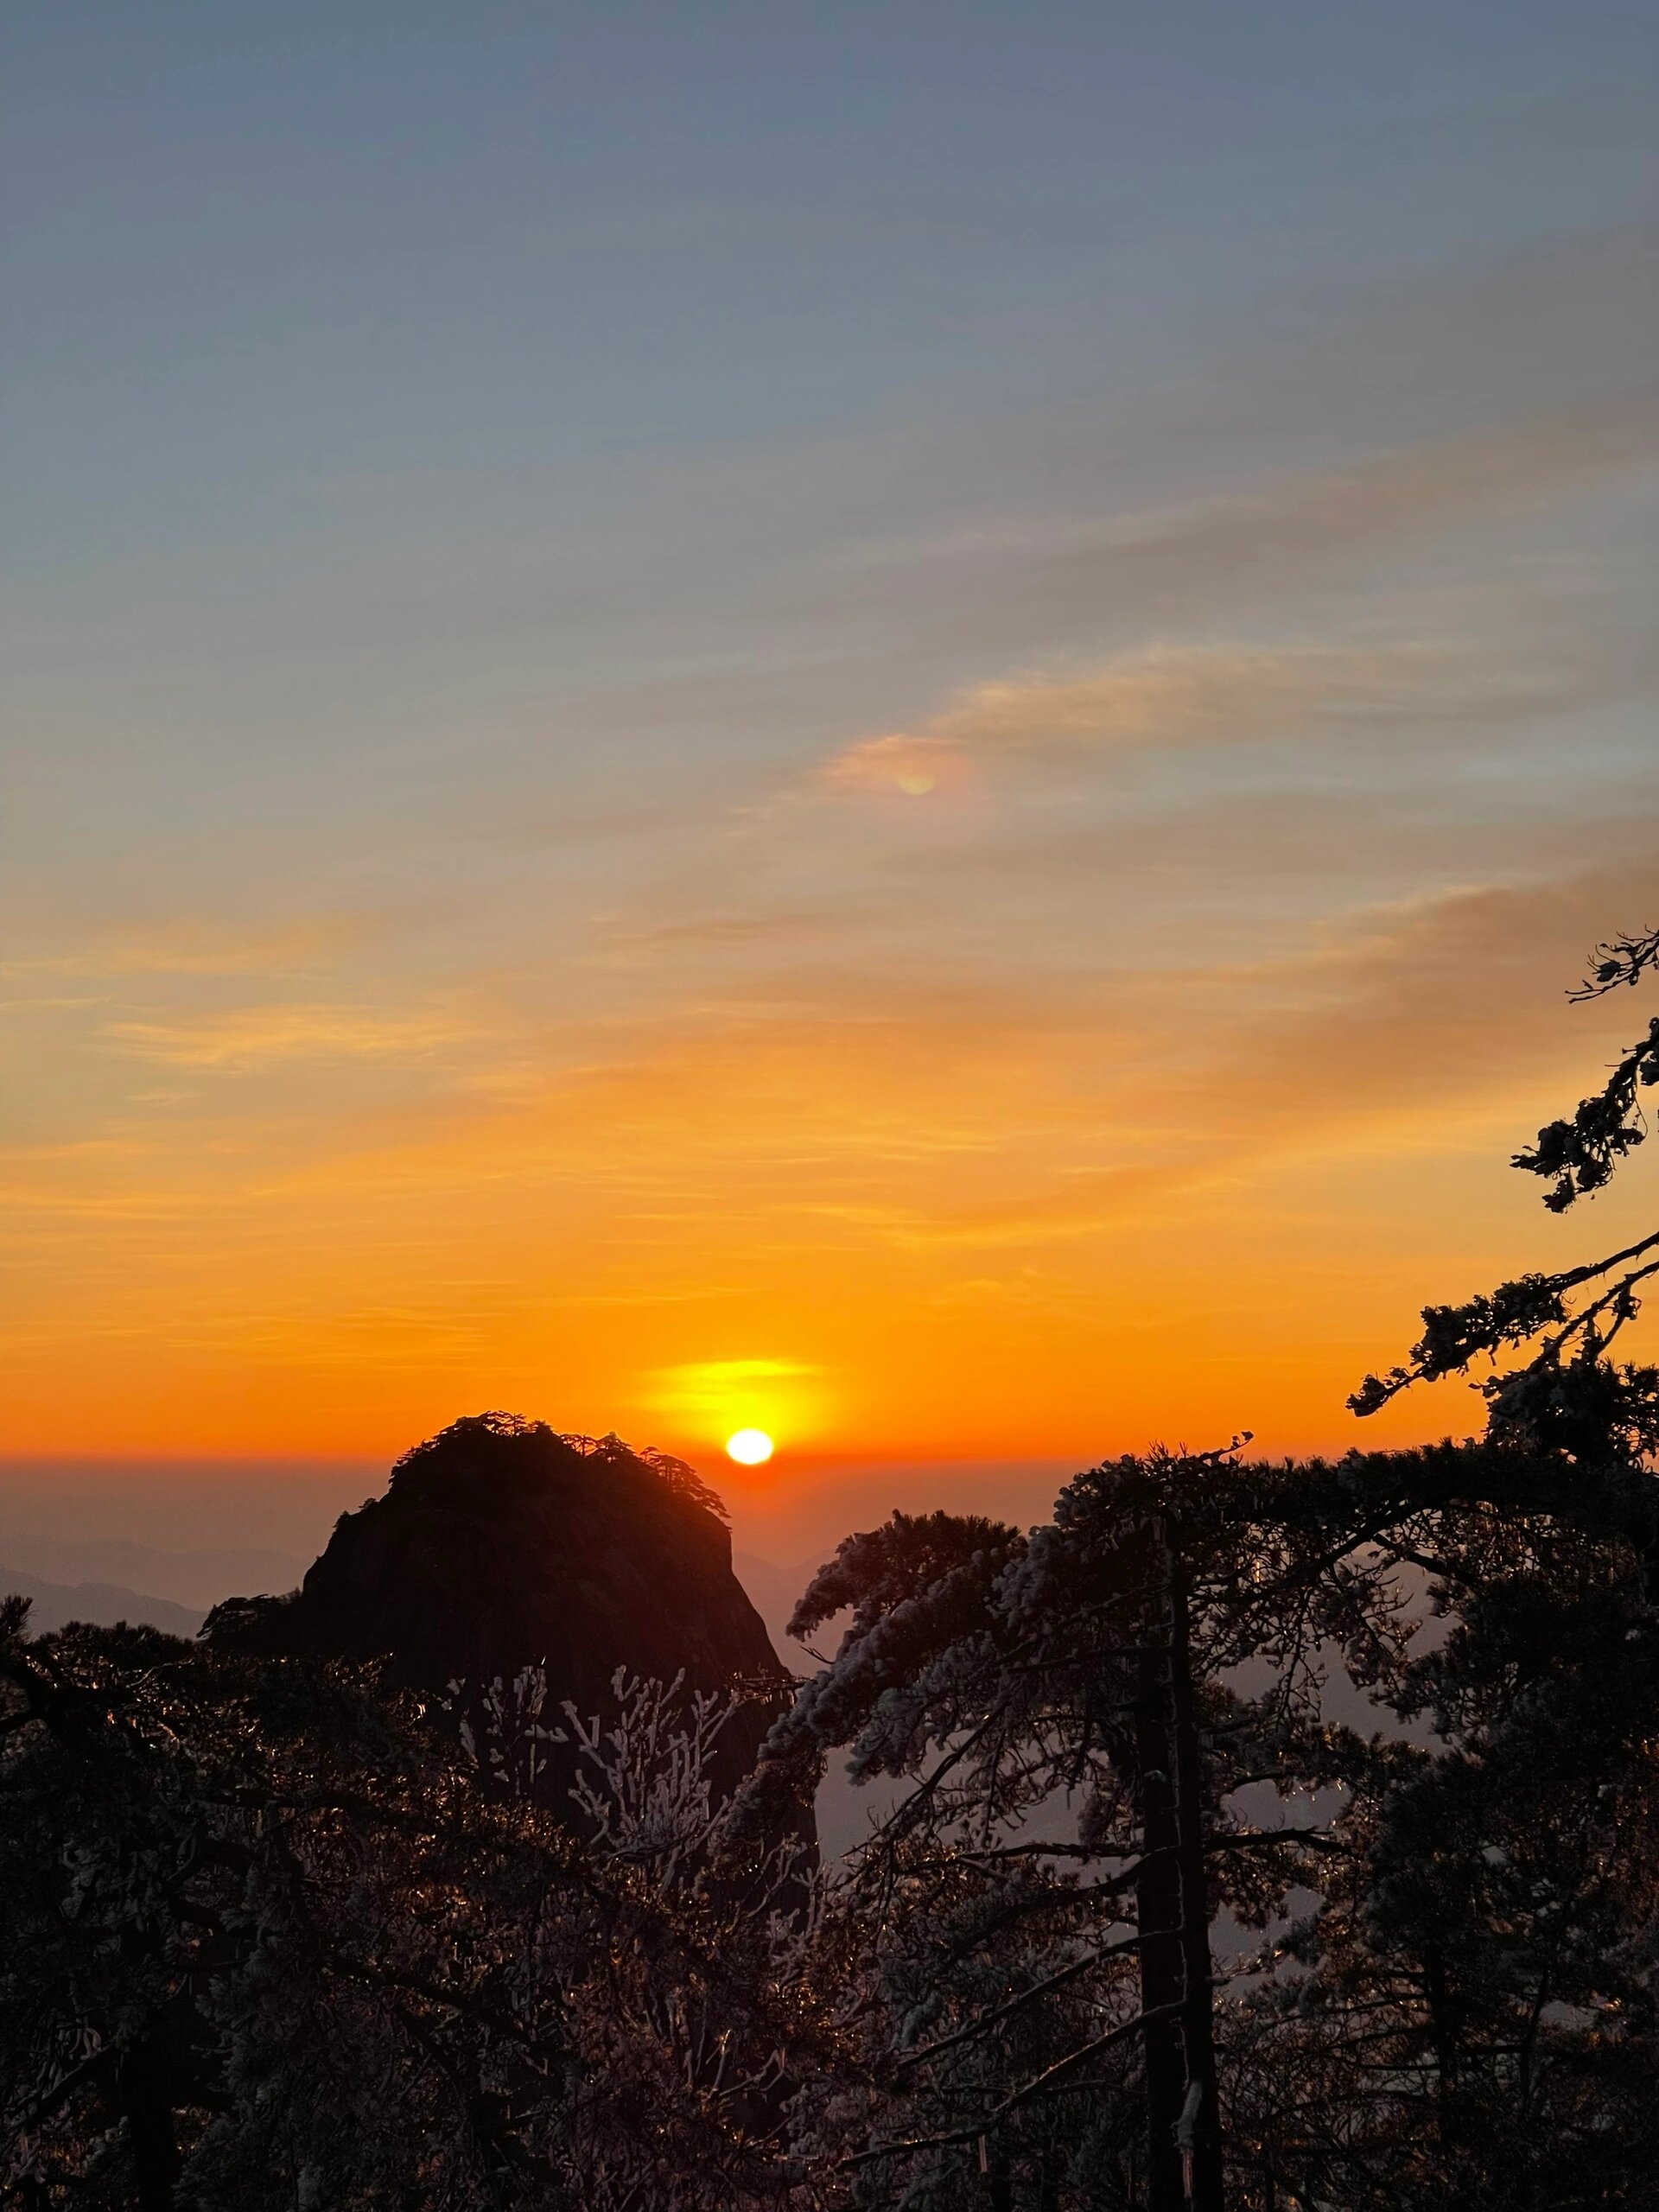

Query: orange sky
6;21;1658;1527
7;863;1658;1502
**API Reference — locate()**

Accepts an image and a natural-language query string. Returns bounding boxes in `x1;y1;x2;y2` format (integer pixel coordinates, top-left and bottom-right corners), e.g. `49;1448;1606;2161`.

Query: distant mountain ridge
0;1533;307;1611
0;1566;203;1640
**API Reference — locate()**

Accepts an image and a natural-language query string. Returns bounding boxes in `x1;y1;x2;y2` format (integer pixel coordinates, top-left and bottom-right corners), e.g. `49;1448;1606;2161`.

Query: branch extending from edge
1569;927;1659;1002
892;1930;1149;2076
1352;925;1659;1414
836;1999;1186;2169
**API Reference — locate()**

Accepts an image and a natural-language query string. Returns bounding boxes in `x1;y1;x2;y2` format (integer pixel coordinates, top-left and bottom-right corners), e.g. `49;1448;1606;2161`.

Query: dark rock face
207;1414;798;1825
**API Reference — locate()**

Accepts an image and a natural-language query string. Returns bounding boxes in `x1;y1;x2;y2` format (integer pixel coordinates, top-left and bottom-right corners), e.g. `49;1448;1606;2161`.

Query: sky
4;2;1659;1560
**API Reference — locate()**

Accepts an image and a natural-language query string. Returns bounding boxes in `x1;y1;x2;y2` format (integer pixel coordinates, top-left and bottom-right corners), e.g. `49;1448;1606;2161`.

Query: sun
725;1427;774;1465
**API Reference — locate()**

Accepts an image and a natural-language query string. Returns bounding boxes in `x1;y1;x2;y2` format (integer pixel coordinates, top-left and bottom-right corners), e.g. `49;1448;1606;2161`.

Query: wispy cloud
644;1357;825;1427
818;635;1592;794
882;845;1659;1249
103;1001;488;1071
817;387;1659;669
1055;387;1658;613
0;917;371;982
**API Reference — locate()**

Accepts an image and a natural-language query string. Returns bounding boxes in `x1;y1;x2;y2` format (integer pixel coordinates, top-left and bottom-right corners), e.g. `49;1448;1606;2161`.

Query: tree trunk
1168;1552;1224;2212
1136;1522;1226;2212
1135;1601;1190;2212
988;2143;1014;2212
118;2027;181;2212
1424;1942;1466;2182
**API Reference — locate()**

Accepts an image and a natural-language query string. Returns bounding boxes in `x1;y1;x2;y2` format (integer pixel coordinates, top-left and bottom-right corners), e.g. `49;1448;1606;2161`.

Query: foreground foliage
10;1446;1657;2211
0;1618;820;2210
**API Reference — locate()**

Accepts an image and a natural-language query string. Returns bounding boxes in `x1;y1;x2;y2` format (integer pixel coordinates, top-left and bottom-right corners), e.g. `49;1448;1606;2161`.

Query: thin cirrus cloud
647;1358;823;1408
985;387;1659;637
804;383;1659;674
541;834;1659;1264
42;823;1649;1253
817;633;1602;797
644;1359;828;1444
101;1001;490;1072
880;844;1659;1252
10;850;1643;1257
173;842;1653;1313
0;918;372;982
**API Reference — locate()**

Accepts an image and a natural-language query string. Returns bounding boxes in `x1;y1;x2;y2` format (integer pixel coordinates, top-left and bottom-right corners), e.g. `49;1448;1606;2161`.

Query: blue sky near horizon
4;1;1659;1510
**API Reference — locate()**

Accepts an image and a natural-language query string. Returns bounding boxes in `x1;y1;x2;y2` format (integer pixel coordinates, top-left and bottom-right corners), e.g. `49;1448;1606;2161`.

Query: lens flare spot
725;1427;774;1465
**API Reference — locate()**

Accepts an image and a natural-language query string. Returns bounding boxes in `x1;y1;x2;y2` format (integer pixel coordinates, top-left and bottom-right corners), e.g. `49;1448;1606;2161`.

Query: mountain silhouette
206;1413;799;1827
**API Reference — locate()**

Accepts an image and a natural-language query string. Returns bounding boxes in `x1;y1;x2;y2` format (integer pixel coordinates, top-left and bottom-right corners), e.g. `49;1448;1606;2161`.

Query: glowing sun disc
725;1427;774;1465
